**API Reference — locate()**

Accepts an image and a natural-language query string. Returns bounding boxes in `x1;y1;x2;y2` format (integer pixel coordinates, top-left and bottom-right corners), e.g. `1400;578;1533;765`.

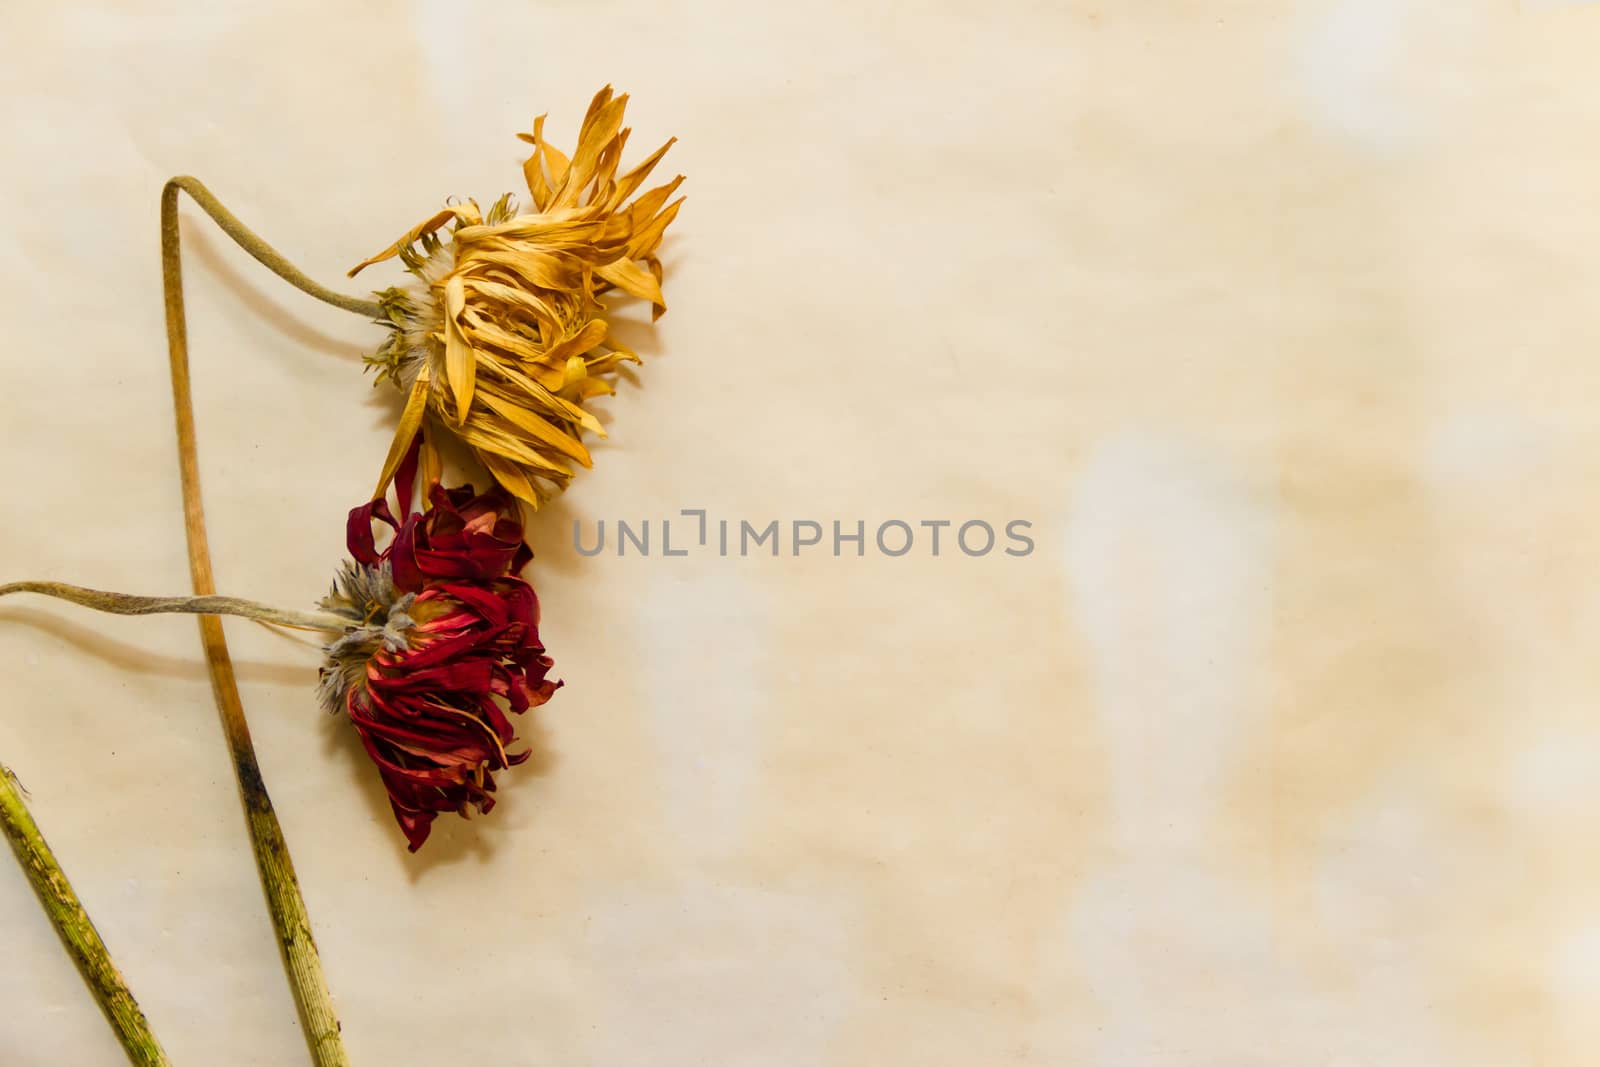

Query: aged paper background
4;1;1600;1064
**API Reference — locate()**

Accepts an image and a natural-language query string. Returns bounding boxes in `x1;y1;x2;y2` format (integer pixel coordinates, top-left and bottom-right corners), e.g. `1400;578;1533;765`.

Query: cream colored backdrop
3;1;1599;1064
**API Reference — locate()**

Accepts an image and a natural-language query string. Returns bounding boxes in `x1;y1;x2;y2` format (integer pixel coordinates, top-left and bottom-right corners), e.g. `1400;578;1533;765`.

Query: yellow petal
562;355;588;387
607;138;677;211
543;318;608;366
480;451;546;508
477;389;594;467
442;275;475;424
461;277;562;332
471;247;586;293
536;143;571;209
460;417;575;477
418;422;443;495
482;358;607;437
349;207;463;277
595;256;663;307
585;344;640;375
563;376;616;401
520;114;555;207
372;368;431;500
553;91;628;208
626;193;685;259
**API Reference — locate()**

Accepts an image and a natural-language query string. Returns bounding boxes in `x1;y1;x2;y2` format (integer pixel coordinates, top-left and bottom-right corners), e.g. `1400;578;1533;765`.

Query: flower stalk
0;763;172;1067
164;175;383;320
0;581;349;633
162;176;361;1067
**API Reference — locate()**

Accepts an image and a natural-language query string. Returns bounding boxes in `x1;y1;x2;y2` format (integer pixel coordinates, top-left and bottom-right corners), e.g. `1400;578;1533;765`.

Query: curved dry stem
163;177;354;1067
1;764;171;1067
0;580;348;633
166;175;382;319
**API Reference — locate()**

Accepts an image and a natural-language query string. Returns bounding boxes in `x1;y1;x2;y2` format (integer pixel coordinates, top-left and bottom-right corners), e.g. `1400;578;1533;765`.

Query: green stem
163;176;360;1067
0;580;349;633
0;764;172;1067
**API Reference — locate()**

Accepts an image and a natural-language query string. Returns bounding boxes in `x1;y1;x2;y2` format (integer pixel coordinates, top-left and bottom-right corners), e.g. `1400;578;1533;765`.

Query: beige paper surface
4;1;1600;1063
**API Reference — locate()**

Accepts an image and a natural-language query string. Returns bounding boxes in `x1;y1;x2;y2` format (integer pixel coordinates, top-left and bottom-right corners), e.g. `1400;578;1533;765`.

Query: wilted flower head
319;474;559;851
350;85;684;509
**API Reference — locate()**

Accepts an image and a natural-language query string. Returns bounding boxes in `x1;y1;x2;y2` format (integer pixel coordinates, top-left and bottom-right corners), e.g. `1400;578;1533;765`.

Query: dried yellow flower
351;86;684;507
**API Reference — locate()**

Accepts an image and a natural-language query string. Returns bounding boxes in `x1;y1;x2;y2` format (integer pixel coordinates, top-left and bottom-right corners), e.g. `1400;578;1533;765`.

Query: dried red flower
319;477;559;851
